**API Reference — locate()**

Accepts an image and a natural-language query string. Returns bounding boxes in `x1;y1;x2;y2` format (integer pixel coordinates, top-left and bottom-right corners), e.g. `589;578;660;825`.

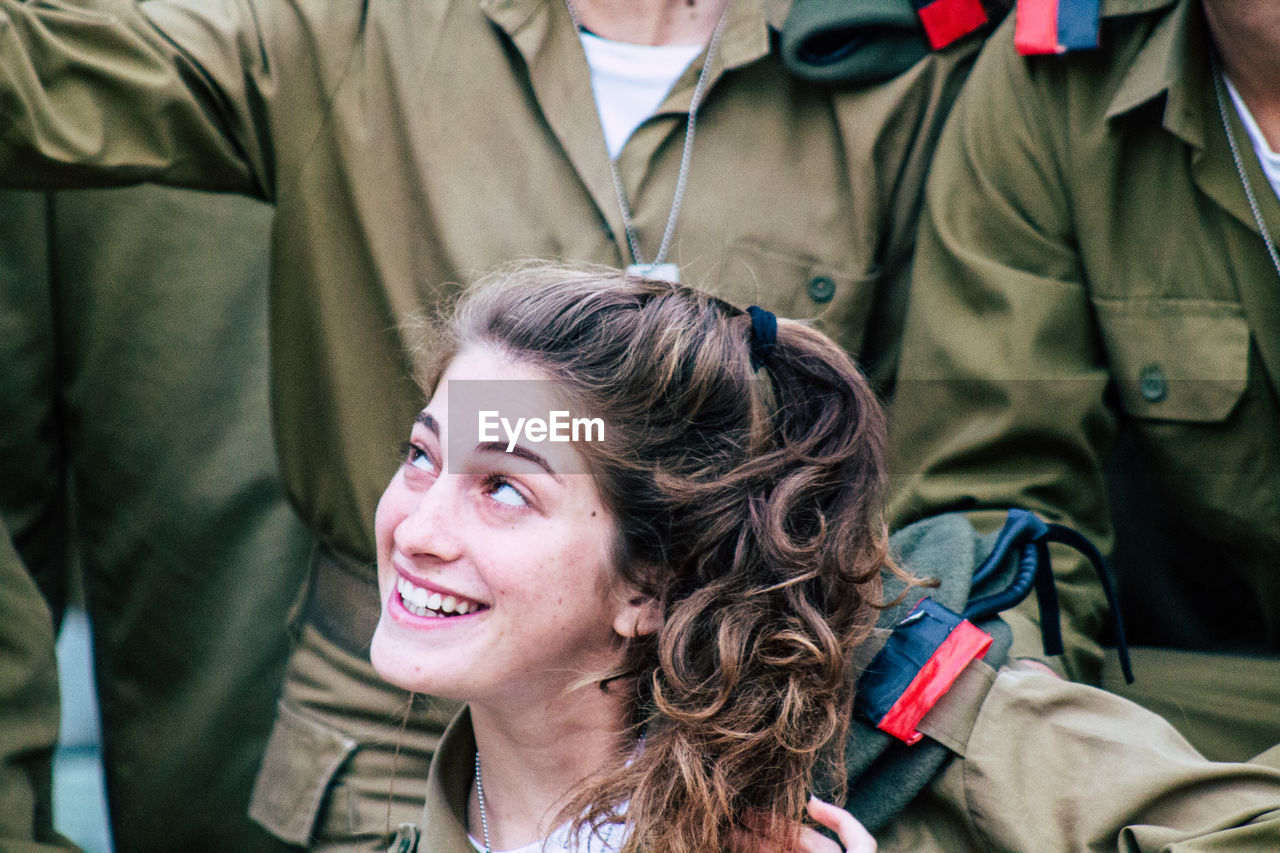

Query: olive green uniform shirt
890;0;1280;696
0;0;970;564
417;670;1280;852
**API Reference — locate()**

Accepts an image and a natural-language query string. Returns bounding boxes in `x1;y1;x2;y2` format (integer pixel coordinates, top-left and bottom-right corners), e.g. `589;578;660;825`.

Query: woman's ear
613;589;662;638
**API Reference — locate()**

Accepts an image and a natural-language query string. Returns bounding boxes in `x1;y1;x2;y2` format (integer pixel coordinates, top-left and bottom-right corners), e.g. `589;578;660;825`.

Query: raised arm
0;0;352;198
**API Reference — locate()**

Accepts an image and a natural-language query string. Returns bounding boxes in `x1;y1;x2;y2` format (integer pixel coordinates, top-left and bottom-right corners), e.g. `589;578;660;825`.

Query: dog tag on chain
626;262;681;283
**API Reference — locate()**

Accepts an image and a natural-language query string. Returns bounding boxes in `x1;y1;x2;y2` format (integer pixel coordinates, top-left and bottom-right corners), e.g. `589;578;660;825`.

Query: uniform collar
420;707;479;852
479;0;781;72
475;0;782;257
1104;0;1212;149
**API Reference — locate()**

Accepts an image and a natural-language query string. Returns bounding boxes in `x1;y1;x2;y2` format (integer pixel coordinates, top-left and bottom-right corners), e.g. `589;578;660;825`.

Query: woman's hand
731;798;875;853
792;796;876;853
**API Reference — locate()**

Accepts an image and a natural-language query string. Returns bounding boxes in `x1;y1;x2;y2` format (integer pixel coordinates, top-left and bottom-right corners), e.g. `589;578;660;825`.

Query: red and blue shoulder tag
910;0;989;50
1015;0;1101;55
855;597;993;745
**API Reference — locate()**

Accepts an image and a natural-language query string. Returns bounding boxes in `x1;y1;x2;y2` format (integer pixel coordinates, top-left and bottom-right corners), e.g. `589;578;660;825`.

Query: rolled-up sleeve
949;665;1280;850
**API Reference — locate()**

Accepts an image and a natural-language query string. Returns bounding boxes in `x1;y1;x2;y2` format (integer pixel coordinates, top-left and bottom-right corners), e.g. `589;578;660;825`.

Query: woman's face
371;344;643;707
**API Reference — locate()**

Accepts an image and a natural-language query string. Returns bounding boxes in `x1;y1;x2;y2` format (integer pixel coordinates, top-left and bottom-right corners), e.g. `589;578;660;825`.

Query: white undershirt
467;817;628;853
1224;75;1280;201
579;30;702;159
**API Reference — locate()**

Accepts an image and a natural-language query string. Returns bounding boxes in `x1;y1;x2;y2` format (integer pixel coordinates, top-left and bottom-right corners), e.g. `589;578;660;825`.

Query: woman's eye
487;479;528;508
402;442;436;473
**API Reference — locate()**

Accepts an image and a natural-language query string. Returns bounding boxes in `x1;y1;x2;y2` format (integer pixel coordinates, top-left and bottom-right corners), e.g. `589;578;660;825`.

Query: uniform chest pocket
1092;298;1250;422
710;240;877;356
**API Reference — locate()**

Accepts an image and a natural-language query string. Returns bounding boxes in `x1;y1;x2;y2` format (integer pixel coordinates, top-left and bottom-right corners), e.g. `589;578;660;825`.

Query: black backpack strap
962;509;1133;683
856;509;1133;747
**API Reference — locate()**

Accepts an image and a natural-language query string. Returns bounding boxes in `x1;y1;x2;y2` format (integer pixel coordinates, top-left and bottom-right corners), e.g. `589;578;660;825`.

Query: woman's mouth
396;575;486;618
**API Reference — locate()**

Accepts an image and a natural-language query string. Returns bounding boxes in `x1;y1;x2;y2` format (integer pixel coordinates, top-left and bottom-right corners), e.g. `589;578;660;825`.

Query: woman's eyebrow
476;442;562;483
415;410;440;435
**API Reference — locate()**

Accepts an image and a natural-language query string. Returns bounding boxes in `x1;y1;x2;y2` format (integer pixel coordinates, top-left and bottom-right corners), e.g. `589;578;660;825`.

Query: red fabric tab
876;620;993;745
917;0;989;50
1015;0;1064;55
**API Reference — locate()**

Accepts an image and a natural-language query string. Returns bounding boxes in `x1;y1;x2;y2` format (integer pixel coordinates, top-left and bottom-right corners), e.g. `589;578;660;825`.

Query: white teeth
404;599;439;618
396;575;480;618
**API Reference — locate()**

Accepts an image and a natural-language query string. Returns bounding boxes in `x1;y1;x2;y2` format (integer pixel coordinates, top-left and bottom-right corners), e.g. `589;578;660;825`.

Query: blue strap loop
745;305;777;370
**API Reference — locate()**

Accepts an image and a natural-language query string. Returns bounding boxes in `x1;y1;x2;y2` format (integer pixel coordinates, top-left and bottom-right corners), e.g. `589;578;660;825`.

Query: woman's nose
393;478;464;563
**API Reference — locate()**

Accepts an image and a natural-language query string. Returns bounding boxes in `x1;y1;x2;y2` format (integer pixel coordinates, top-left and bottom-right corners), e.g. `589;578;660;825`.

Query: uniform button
808;275;836;303
1138;364;1167;402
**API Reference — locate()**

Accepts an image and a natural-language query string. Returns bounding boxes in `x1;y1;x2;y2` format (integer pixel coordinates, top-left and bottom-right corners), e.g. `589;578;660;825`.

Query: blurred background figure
890;0;1280;761
0;186;314;851
0;517;67;852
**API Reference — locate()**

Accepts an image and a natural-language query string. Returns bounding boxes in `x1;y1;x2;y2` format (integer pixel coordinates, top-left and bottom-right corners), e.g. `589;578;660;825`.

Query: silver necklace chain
475;751;493;853
473;733;644;852
1212;58;1280;281
474;751;576;853
564;0;731;277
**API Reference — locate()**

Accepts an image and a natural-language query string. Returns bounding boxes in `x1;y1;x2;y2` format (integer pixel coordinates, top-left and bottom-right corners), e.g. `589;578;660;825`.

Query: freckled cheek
375;478;415;533
373;489;409;580
373;506;395;557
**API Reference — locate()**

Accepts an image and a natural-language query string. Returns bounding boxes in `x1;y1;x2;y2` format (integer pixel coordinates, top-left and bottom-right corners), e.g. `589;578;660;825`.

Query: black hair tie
746;306;777;370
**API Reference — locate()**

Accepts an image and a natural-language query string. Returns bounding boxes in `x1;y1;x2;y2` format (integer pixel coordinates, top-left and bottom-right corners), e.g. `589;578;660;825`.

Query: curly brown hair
414;262;892;852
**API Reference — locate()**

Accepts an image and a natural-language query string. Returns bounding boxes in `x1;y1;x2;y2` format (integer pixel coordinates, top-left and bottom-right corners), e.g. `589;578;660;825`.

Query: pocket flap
249;699;358;845
715;240;877;356
1093;298;1250;422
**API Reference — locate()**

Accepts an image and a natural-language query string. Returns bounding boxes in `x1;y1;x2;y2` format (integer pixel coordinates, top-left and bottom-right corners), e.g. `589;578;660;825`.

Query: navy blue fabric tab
855;598;963;724
1058;0;1101;50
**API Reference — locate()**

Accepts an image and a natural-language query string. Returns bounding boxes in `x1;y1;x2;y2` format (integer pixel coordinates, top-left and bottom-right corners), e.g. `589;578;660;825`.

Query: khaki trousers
0;519;72;852
0;187;313;852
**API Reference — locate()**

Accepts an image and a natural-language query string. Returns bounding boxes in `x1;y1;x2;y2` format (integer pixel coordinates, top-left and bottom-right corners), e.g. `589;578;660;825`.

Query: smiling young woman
370;263;884;852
